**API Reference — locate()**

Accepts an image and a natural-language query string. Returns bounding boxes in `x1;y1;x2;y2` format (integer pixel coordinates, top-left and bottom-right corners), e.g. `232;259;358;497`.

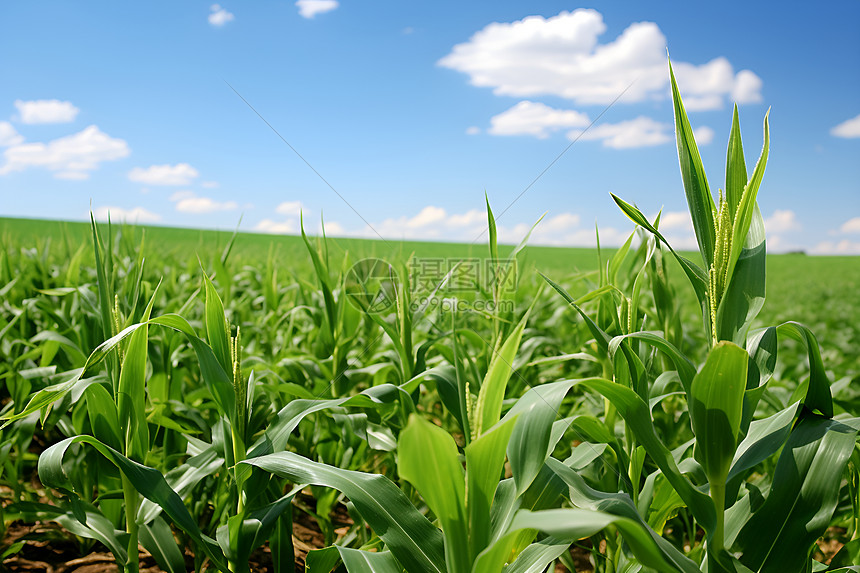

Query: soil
1;502;848;572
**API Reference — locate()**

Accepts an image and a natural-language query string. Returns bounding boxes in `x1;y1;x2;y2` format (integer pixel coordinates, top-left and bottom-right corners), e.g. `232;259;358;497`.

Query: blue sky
1;1;859;253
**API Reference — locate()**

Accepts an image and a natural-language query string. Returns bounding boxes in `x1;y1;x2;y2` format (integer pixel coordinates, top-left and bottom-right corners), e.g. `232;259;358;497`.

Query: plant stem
709;481;726;558
232;427;245;515
121;474;140;573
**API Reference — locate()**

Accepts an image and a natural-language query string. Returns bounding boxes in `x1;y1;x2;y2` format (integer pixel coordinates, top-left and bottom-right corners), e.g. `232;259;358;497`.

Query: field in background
3;215;857;338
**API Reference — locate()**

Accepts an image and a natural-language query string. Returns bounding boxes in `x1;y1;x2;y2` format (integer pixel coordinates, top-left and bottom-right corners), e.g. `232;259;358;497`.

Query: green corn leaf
339;548;405;573
728;401;799;484
202;271;232;376
306;546;342;573
726;110;770;289
776;322;833;417
89;214;116;355
689;341;748;484
579;378;716;531
85;382;121;451
486;193;499;263
38;435;228;572
609;332;697;395
56;506;130;566
501;536;570;573
725;105;748;218
117;284;157;462
465;417;516;559
241;452;446;573
539;273;612;352
399;415;470;573
139;515;187;573
300;214;337;338
610;193;710;309
502;379;597;496
138;444;223;524
2;312;236;427
669;58;716;268
216;488;299;573
476;509;675;573
734;414;858;572
474;309;531;436
547;458;701;573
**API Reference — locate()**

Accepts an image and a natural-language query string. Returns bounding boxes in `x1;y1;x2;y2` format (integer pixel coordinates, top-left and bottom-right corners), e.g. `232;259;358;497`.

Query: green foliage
0;57;857;573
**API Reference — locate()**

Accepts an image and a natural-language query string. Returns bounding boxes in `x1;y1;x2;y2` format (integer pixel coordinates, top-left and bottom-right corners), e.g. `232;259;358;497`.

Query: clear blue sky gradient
1;1;858;253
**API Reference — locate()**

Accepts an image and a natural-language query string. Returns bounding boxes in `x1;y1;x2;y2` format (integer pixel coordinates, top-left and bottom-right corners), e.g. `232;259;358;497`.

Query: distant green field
3;215;857;329
2;214;857;377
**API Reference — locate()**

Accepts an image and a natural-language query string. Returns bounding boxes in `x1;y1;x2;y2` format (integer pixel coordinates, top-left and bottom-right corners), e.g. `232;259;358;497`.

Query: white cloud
811;240;860;255
0;122;23;146
449;209;486;228
0;125;129;179
766;234;805;254
256;218;297;234
128;163;199;185
169;190;237;213
569;116;671;148
693;126;715;145
831;114;860;138
764;210;801;233
465;126;481;135
731;70;764;104
14;99;79;124
660;211;693;231
296;0;338;19
201;180;219;188
93;206;161;224
309;205;633;247
438;9;761;110
208;4;234;26
488;101;589;138
276;201;304;216
838;217;860;234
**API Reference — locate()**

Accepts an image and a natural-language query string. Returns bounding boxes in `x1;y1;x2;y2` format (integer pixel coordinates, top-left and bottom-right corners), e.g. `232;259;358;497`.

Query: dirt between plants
1;511;847;572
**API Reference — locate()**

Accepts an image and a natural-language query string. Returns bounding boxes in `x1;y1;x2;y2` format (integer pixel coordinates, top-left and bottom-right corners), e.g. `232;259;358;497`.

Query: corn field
0;64;858;573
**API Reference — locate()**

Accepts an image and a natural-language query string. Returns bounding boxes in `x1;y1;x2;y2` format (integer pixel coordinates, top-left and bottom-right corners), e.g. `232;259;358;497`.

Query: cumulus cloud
838;217;860;234
811;240;860;255
296;0;338;19
201;180;219;188
276;201;304;216
438;9;761;110
128;163;199;185
731;70;764;104
169;190;237;213
14;99;79;124
0;125;129;179
569;116;671;148
764;210;801;233
295;205;632;247
693;126;715;145
256;218;297;234
208;4;234;26
659;211;693;231
488;101;589;138
0;122;23;146
93;206;161;224
831;114;860;138
465;126;481;135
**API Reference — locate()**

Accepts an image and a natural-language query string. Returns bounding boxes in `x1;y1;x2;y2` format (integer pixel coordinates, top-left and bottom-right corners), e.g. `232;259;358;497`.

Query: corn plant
539;58;860;573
